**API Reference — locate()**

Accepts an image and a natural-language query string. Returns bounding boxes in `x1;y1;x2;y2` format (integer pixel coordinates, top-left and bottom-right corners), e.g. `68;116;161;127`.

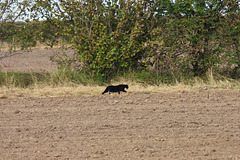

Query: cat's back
117;84;128;89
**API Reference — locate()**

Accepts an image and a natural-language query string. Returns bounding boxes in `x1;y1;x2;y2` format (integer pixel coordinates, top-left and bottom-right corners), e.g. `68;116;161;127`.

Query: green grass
0;68;99;88
0;67;240;89
0;68;240;98
0;72;46;87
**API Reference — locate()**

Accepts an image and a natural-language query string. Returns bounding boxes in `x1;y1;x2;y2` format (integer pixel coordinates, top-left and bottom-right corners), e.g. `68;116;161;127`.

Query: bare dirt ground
0;49;58;72
0;49;240;159
1;91;240;159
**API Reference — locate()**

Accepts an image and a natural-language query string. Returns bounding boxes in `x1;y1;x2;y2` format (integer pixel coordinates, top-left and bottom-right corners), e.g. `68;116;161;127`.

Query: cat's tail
102;87;108;94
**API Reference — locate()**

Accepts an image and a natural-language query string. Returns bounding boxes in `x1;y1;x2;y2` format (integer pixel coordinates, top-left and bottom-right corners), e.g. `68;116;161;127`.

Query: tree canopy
1;0;240;80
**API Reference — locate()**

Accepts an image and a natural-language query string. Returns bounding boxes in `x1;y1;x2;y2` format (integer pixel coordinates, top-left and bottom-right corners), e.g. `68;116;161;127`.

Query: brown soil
1;91;240;159
0;49;59;72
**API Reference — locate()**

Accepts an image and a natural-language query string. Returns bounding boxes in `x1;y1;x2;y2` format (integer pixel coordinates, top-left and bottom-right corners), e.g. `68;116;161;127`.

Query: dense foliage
1;0;240;81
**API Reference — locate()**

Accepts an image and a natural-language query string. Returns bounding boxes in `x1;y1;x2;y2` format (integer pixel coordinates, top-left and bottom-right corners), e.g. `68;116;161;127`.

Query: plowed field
1;91;240;159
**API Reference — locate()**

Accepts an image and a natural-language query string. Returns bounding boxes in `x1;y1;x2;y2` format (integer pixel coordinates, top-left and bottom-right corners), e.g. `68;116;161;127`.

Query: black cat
102;84;128;95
